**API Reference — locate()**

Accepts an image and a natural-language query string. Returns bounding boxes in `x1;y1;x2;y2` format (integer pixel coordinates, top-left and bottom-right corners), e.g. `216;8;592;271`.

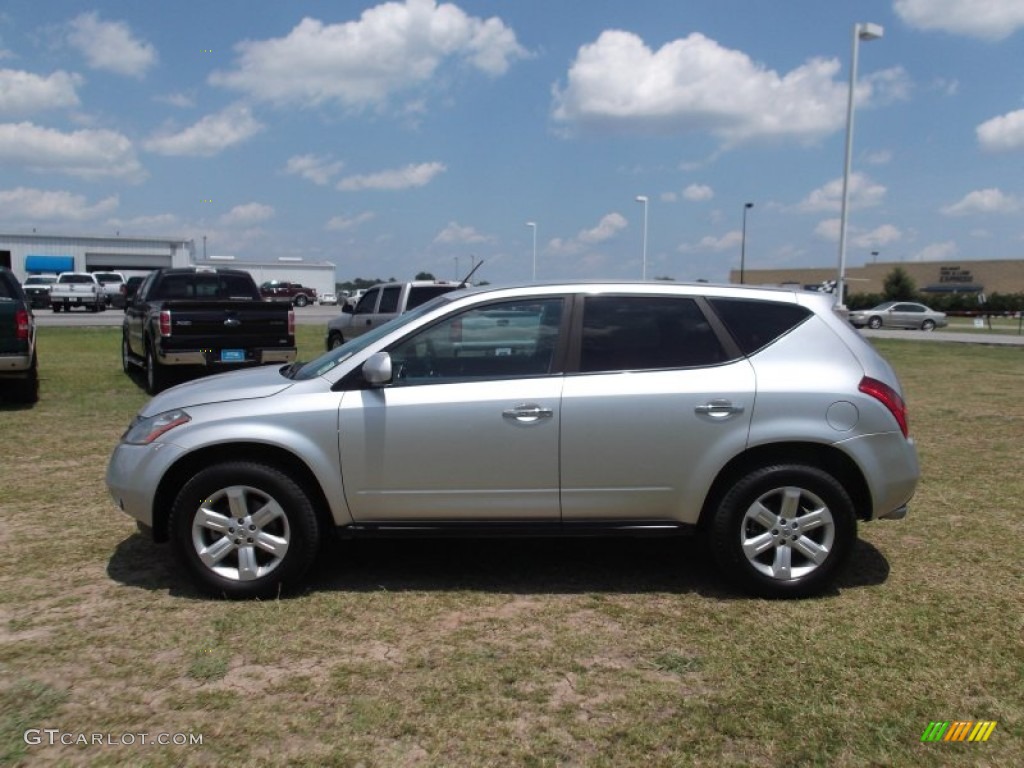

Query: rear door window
378;286;401;313
579;296;728;372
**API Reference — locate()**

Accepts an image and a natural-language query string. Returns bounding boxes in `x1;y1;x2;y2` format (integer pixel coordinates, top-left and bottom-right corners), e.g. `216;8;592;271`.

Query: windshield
289;294;455;380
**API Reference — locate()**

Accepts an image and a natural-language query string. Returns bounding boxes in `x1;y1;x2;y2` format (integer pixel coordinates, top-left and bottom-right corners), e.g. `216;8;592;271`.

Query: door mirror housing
362;352;393;387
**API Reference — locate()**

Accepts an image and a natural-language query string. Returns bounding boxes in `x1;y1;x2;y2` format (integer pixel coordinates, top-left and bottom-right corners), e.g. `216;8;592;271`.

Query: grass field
1;328;1021;766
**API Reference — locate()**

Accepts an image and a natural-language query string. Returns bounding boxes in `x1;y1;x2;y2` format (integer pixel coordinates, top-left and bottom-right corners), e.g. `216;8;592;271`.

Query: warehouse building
0;232;336;298
732;259;1024;295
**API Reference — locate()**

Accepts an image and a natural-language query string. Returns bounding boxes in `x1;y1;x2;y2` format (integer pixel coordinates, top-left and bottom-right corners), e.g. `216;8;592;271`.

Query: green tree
415;271;436;281
882;267;916;301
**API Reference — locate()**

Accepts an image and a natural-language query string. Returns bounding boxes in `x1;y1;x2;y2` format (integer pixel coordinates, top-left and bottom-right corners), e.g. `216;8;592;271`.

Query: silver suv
326;280;461;349
107;283;919;599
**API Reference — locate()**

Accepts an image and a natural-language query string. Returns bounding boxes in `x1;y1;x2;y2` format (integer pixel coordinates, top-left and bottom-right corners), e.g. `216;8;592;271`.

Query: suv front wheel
709;464;856;598
169;462;321;598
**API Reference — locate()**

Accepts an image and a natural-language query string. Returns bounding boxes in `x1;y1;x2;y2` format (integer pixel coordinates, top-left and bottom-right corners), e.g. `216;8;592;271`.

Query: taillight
15;308;31;340
859;376;909;438
159;309;172;337
288;309;295;336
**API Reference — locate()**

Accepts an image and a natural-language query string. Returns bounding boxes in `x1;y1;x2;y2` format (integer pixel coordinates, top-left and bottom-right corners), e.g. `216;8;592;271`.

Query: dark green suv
0;267;39;404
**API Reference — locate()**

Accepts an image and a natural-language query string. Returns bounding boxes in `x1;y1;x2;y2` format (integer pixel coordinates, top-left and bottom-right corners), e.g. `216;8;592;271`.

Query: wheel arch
151;442;334;543
698;442;873;529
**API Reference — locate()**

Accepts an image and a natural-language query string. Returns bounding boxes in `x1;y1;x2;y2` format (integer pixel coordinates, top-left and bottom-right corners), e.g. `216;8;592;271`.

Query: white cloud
552;30;909;144
326;212;375;231
285;154;345;185
434;221;492;244
895;0;1024;41
337;161;446;191
209;0;527;110
678;230;742;253
220;203;275;226
548;212;628;256
682;183;714;202
154;92;196;109
0;69;81;114
67;12;157;78
864;150;893;165
144;104;263;157
0;122;143;180
814;219;840;242
852;224;903;249
911;241;958;262
942;188;1022;216
797;174;887;213
976;109;1024;152
106;213;180;232
0;186;118;221
579;212;627;244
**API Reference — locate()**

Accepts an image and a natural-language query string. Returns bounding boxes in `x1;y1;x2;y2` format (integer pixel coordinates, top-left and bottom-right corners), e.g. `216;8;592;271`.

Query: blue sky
2;0;1023;284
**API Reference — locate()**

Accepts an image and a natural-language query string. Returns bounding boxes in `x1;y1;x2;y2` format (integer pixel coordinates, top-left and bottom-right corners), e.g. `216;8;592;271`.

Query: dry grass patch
0;329;1021;766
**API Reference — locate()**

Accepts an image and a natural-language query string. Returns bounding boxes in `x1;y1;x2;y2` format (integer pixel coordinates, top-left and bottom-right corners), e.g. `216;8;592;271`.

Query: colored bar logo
921;721;997;742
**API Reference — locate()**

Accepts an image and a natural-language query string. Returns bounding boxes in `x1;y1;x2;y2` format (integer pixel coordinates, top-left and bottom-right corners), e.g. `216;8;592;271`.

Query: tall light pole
635;195;649;280
740;202;754;284
837;21;884;309
526;221;537;281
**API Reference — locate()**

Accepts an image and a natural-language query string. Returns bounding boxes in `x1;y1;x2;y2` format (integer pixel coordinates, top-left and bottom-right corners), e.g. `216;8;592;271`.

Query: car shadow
107;532;890;600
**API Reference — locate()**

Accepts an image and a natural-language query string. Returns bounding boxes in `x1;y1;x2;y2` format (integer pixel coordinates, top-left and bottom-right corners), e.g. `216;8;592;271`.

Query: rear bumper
156;347;296;366
0;352;32;374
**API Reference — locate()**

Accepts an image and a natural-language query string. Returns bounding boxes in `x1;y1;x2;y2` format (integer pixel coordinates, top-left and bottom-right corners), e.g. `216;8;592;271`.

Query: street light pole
635;195;649;280
837;21;883;309
526;221;537;281
740;202;754;284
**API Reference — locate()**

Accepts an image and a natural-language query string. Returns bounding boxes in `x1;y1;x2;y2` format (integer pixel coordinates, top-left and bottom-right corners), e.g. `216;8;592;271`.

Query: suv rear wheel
709;464;856;598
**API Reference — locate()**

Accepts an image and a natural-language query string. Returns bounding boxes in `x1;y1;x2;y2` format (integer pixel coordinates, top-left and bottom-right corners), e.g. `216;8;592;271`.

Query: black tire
921;319;936;331
169;461;320;598
6;353;39;404
328;333;344;350
145;343;167;395
122;334;132;374
52;304;60;313
294;295;308;308
867;316;882;329
708;464;857;598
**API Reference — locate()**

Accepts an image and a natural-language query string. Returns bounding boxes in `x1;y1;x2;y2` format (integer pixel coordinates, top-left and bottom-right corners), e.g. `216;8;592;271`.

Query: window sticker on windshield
496;348;512;356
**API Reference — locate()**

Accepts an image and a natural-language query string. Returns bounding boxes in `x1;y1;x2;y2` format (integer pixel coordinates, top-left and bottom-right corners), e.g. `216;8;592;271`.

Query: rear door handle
695;399;744;418
502;404;554;423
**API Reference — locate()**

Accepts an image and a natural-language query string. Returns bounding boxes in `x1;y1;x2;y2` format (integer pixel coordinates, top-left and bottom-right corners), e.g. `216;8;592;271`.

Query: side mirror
341;303;354;314
362;352;393;387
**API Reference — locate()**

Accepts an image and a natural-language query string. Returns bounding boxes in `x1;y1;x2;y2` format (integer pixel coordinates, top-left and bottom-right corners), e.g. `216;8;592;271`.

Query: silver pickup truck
50;272;106;313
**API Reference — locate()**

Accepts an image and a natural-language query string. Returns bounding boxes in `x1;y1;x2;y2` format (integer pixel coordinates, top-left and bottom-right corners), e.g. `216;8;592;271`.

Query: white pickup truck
50;272;106;313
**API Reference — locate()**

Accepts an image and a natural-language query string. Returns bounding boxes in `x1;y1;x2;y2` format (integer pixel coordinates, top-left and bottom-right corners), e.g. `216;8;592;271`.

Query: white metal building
1;233;337;296
1;232;193;278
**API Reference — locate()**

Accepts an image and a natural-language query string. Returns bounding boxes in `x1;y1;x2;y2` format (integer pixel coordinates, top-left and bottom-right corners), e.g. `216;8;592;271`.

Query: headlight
122;409;191;445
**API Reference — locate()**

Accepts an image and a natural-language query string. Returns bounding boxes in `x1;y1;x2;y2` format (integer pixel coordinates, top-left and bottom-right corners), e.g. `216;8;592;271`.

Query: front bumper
106;440;186;529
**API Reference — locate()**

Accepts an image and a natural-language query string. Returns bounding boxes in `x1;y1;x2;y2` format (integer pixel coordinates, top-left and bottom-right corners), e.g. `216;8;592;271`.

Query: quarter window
707;298;811;356
579;296;726;372
388;298;564;384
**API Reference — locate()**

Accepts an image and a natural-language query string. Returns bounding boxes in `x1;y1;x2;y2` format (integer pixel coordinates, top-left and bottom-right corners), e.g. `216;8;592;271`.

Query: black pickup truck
0;267;39;404
122;268;296;394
